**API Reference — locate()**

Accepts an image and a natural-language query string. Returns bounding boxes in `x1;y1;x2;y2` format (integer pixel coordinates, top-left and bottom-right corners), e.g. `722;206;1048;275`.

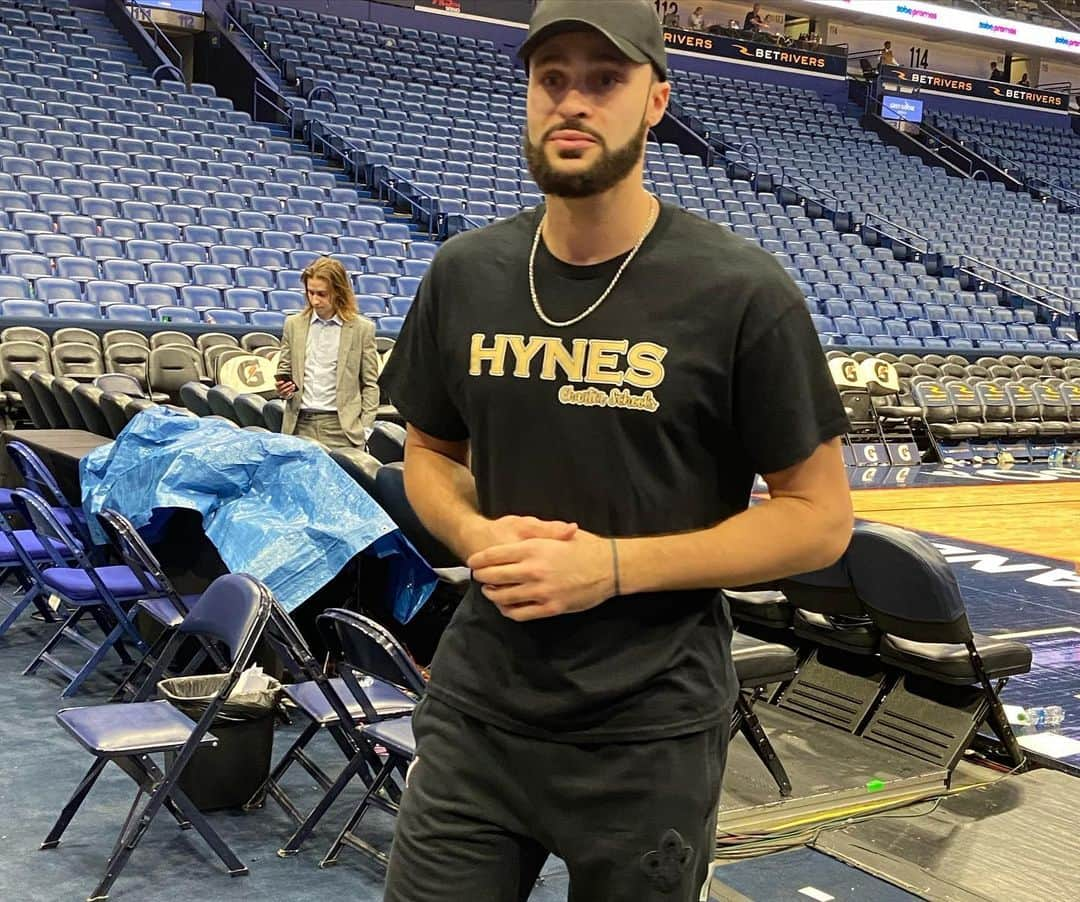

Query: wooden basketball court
851;480;1080;568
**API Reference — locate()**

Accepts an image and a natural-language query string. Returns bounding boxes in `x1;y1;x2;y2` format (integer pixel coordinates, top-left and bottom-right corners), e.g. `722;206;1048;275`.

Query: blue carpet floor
0;592;569;902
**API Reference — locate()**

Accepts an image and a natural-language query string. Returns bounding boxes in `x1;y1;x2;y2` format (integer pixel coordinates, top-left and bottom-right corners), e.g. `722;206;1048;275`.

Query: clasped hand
467;515;616;622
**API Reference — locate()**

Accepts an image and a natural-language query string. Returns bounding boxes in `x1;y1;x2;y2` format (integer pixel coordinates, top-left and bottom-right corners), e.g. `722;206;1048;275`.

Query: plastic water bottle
1016;705;1065;728
1048;447;1066;468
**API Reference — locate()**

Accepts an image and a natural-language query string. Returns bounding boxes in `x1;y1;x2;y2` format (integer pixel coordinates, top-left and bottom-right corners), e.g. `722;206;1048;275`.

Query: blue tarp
80;408;437;621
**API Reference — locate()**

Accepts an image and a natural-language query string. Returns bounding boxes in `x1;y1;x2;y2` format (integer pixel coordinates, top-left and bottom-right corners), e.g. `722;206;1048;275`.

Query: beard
523;117;648;198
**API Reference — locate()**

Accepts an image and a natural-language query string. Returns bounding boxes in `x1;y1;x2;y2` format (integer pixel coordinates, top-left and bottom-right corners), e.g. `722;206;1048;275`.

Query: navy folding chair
95;508;227;700
41;573;273;902
5;440;93;548
12;489;157;697
313;609;426;868
254;605;418;856
0;503;79;638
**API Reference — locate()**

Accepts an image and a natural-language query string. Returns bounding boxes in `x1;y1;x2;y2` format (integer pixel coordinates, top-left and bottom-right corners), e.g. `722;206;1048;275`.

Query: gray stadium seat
28;371;68;429
72;384;111;437
179;382;212;417
232;392;268;428
206;385;240;422
51;375;87;429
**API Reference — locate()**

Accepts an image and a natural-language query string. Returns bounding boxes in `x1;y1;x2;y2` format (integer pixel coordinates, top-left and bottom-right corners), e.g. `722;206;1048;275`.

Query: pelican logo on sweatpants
468;333;668;413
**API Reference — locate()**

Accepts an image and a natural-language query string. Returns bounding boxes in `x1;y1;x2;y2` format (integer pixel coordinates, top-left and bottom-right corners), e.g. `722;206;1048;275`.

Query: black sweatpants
383;697;728;902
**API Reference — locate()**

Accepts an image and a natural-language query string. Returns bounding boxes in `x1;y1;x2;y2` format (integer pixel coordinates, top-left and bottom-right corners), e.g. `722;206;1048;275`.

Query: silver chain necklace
529;195;659;328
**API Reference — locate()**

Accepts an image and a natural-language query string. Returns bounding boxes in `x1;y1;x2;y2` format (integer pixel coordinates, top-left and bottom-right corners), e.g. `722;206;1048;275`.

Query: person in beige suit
275;257;380;448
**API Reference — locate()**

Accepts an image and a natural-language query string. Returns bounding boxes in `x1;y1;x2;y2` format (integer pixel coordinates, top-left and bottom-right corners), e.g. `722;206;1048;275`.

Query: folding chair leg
85;754;247;902
108;629;174;703
320;756;399;869
983;683;1027;770
135;756;247;873
0;585;44;637
41;757;109;849
245;720;321;815
60;619;138;699
277;744;374;857
734;693;792;797
24;608;87;676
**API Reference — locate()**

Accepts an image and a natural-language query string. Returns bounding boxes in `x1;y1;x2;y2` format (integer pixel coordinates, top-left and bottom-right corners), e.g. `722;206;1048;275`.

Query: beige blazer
278;312;380;446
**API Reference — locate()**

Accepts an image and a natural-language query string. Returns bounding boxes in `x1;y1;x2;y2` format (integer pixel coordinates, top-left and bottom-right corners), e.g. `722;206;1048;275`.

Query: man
276;256;380;448
380;1;853;899
744;2;768;33
1018;72;1030;87
990;60;1006;81
688;5;706;30
880;40;896;67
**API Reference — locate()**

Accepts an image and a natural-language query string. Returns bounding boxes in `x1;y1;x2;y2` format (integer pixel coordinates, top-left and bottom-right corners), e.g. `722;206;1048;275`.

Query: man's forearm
359;386;379;431
403;443;488;561
618;496;852;595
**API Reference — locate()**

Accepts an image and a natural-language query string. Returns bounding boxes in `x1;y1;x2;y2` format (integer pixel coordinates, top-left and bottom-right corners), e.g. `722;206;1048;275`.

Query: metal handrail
780;164;843;207
733;140;763;176
124;0;184;81
253;76;296;133
221;5;281;79
307;85;339;105
1037;0;1080;31
957;253;1074;317
863;212;932;255
950;127;1080;207
1026;175;1080;210
876;104;979;177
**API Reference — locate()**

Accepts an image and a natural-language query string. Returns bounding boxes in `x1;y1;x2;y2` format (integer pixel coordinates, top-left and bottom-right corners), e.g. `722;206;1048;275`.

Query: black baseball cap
518;0;668;82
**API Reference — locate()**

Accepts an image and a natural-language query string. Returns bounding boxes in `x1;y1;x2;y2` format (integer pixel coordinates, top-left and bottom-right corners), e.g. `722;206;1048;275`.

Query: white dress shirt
301;313;342;411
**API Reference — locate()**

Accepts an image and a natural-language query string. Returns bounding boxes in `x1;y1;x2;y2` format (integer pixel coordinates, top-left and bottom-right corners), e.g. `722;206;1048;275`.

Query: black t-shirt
744;10;761;31
380;203;849;743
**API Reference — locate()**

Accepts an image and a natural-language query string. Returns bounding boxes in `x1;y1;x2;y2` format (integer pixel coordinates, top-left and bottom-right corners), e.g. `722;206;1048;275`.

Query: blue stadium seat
357;295;387;318
376;315;404;338
223;288;265;310
126;239;167;264
250;248;287;271
388;296;412;317
210;245;249;269
156;306;200;324
1;299;49;318
8;254;52;281
142;222;182;245
105;304;153;322
134;284;181;309
366;257;400;276
202;308;246;325
52;301;100;320
249;310;286;329
268;290;304;312
36;277;82;303
396;276;422;297
168;243;207;265
235;267;275;290
181;286;221;310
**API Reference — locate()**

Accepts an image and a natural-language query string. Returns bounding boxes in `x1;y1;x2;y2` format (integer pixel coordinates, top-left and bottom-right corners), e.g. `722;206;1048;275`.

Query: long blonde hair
301;256;358;321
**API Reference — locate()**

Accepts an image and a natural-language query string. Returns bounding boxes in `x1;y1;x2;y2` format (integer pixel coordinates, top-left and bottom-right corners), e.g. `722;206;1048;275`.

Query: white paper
1018;731;1080;759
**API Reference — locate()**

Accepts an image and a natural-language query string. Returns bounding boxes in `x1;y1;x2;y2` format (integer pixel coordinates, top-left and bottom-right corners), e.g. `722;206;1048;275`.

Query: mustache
542;121;605;144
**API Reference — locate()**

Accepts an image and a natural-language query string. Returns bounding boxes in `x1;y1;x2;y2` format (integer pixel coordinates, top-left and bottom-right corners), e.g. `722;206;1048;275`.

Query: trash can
158;671;282;812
